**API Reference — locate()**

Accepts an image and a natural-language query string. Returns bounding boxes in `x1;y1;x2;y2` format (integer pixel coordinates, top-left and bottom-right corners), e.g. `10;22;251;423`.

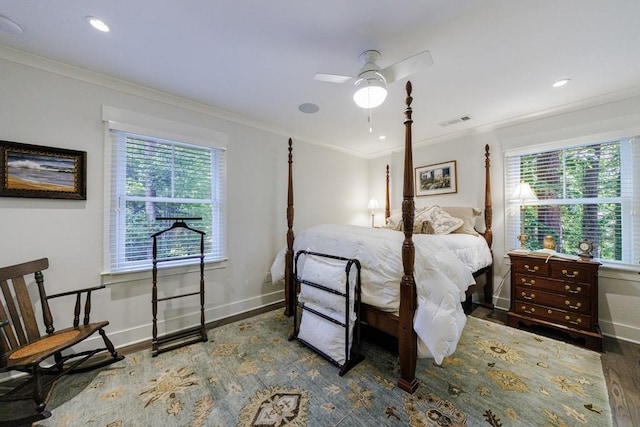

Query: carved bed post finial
398;80;418;393
284;138;295;316
385;165;391;221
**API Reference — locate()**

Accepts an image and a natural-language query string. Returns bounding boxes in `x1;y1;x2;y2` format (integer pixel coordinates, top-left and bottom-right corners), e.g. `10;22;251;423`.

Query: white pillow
442;206;482;236
297;302;355;365
297;255;357;314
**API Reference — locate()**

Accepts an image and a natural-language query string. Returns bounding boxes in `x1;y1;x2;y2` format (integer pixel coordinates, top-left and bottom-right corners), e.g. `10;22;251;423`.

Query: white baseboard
72;290;285;352
599;319;640;345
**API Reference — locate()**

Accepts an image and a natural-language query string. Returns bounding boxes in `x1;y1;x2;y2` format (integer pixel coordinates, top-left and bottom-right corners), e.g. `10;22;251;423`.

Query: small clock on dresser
578;239;594;258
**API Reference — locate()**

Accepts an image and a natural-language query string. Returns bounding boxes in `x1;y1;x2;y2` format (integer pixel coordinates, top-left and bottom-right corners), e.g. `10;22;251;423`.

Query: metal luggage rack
289;250;364;376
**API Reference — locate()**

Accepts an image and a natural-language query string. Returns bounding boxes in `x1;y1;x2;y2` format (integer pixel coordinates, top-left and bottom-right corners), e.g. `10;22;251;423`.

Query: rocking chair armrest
46;284;106;300
0;318;9;329
44;285;105;328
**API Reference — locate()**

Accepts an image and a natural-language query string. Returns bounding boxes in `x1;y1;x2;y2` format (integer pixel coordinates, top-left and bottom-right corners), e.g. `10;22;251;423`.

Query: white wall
372;95;640;344
0;49;368;351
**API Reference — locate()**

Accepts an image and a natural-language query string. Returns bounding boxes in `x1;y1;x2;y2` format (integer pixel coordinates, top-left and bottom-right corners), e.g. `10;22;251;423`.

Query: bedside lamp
367;198;379;227
512;181;537;248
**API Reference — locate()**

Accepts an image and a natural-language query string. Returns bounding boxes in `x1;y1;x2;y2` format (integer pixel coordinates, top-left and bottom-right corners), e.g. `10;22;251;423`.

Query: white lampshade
368;198;379;211
511;181;537;202
353;71;387;109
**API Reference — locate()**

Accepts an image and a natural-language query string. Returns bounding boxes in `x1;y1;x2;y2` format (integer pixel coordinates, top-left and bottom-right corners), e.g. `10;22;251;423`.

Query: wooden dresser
507;252;603;351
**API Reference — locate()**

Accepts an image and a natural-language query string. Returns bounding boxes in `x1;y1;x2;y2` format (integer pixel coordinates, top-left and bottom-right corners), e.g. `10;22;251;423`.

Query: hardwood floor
470;306;640;427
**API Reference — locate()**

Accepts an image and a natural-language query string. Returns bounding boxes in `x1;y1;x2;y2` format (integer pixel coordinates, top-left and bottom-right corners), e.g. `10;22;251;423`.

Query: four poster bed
275;81;494;393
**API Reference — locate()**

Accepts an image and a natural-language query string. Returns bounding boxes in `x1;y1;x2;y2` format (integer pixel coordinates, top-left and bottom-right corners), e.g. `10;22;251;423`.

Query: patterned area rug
1;309;611;426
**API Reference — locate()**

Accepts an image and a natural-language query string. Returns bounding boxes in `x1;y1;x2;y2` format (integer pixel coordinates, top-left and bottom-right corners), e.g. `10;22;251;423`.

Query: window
505;136;639;266
107;127;226;273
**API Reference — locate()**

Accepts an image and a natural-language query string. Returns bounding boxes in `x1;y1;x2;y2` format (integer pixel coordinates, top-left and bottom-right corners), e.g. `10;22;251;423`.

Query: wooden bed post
284;138;295;317
483;144;493;248
398;81;418;393
483;144;494;307
385;164;391;221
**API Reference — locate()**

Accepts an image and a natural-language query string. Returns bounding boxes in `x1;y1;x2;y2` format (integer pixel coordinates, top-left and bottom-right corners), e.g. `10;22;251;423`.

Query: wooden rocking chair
0;258;124;426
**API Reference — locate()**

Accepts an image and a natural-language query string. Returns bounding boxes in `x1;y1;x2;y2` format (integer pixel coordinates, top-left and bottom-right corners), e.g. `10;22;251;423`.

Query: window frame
504;135;639;269
102;107;227;276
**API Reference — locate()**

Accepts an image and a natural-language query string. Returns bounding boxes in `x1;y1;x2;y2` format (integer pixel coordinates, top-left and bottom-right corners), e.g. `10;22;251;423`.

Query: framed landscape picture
415;160;457;197
0;140;87;200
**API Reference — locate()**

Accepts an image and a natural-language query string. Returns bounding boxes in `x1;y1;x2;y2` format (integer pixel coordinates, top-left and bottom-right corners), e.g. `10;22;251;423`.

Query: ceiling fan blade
313;73;353;84
381;50;433;83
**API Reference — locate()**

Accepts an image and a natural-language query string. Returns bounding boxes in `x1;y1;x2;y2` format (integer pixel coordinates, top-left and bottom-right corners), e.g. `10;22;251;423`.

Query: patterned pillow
417;205;464;235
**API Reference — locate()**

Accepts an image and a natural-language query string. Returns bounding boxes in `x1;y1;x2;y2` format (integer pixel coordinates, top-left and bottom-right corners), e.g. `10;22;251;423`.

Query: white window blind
107;128;226;273
505;136;639;266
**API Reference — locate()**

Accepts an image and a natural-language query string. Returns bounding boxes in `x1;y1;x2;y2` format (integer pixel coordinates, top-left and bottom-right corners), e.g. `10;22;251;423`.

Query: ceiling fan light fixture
552;78;570;88
86;16;110;32
353;71;387;109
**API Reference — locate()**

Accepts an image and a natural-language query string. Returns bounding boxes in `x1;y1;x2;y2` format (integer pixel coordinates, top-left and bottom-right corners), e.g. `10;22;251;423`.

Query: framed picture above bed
415;160;457;197
0;140;87;200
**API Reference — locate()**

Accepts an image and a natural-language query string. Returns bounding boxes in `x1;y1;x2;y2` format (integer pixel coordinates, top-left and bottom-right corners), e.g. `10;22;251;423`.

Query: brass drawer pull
521;278;535;286
564;315;582;325
562;269;579;278
522;292;535;300
524;264;539;273
564;285;582;294
522;305;535;314
565;300;582;309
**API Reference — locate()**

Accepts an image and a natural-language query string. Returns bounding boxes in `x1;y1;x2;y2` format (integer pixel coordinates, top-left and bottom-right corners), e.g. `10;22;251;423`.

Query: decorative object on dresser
542;235;556;250
507;252;602;351
578;239;595;258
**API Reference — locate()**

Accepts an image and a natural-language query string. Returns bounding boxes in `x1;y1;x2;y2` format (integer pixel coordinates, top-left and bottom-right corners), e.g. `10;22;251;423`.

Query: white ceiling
1;1;639;158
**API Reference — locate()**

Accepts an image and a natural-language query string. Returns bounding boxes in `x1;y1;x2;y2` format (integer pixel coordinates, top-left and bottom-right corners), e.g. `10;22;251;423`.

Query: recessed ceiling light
86;16;109;32
298;103;319;114
552;78;571;88
379;135;386;140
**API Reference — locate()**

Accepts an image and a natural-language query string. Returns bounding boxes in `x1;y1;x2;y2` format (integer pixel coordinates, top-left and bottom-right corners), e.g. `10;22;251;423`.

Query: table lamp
368;198;379;227
512;181;537;248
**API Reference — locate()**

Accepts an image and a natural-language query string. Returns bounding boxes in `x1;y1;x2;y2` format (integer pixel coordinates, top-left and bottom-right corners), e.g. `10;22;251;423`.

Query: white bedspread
414;233;493;273
271;224;484;363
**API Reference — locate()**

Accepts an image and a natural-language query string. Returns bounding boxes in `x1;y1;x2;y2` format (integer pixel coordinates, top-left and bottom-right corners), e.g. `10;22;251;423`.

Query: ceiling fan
314;49;433;109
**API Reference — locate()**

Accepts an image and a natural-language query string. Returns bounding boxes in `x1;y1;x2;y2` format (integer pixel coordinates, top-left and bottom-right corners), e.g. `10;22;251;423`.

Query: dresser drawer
512;257;549;277
514;274;592;298
514;302;592;330
515;286;591;314
550;263;597;284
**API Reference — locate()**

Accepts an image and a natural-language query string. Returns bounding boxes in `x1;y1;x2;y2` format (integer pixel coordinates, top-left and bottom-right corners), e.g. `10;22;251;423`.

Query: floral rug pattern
0;309;611;426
